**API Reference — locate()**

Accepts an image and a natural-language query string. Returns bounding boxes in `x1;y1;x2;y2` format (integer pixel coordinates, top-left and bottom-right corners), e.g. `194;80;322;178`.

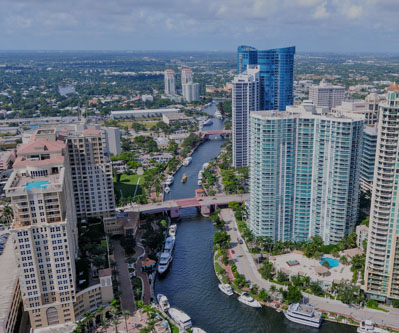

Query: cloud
344;5;363;19
313;2;329;19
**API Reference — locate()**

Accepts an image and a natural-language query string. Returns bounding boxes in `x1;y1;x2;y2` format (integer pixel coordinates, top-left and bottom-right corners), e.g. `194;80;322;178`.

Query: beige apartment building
365;83;399;302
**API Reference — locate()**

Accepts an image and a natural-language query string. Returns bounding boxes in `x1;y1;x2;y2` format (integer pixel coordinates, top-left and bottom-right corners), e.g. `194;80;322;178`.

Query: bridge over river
120;193;248;218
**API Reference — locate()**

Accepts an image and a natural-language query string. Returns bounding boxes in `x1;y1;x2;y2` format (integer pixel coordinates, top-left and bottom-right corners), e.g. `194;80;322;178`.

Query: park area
114;173;141;203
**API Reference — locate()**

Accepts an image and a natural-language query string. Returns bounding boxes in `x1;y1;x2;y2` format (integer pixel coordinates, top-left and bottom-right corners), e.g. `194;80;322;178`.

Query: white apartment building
164;69;176;95
232;65;260;168
365;83;399;302
309;80;345;110
104;127;122;156
332;99;379;125
181;68;193;85
182;83;200;102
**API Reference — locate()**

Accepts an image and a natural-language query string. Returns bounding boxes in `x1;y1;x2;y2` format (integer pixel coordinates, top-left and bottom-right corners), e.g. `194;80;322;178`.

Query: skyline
1;0;399;52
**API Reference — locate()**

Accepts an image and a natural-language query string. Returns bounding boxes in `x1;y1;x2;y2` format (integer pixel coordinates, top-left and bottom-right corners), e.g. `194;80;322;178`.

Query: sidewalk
134;240;152;304
219;208;399;330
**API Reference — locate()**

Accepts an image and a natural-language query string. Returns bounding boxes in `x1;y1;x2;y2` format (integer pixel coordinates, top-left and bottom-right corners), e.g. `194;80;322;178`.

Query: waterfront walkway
220;208;399;330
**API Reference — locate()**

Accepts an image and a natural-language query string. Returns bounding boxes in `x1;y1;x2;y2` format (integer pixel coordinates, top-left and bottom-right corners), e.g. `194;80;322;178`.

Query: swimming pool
24;180;51;190
320;257;340;268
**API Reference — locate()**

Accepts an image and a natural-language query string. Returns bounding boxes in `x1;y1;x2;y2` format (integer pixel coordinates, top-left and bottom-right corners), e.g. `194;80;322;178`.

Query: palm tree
122;310;130;332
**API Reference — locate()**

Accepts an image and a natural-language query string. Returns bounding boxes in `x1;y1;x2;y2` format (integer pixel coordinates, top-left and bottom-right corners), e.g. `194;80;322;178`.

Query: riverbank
218;208;399;332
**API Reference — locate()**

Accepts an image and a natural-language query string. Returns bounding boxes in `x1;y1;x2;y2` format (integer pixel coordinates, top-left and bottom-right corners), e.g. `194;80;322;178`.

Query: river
155;103;356;333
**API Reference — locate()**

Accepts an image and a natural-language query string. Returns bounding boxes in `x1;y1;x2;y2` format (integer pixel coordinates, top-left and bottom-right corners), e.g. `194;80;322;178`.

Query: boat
198;170;203;180
168;307;192;329
238;292;261;308
183;157;192;166
169;224;177;237
157;252;172;275
202;162;209;171
164;186;170;194
165;175;174;185
164;236;175;253
357;320;389;333
214;110;223;119
157;294;170;312
283;303;322;328
198;180;202;186
192;328;207;333
218;284;234;296
182;174;187;183
203;119;213;126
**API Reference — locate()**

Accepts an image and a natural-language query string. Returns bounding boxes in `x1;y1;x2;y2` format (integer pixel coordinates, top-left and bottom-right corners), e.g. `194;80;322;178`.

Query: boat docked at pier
168;308;192;329
165;175;174;185
192;328;206;333
157;294;170;312
158;252;172;275
283;303;322;328
238;292;261;308
164;236;175;253
202;162;209;171
203;119;213;126
214;110;223;119
164;186;170;194
357;320;389;333
183;157;192;166
218;284;234;296
198;170;203;180
198;180;202;186
168;224;177;237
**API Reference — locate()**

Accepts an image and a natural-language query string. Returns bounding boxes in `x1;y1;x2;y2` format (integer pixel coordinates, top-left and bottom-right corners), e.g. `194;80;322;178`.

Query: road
112;240;136;314
220;208;399;330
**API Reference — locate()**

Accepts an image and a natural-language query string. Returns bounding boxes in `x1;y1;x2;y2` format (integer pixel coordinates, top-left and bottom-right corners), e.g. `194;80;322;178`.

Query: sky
1;0;399;52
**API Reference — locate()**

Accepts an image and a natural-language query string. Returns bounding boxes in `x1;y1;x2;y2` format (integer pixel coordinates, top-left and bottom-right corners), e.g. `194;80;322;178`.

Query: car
231;250;235;254
238;239;243;244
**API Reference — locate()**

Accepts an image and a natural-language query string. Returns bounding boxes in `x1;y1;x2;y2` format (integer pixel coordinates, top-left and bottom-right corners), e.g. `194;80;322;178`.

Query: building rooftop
98;268;112;278
0;231;19;327
386;82;399;91
17;138;65;155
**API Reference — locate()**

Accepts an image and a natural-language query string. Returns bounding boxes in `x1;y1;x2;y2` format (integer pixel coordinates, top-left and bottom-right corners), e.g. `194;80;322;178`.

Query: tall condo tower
232;65;260;168
248;102;364;243
181;68;193;85
164;69;176;95
237;45;295;111
365;83;399;302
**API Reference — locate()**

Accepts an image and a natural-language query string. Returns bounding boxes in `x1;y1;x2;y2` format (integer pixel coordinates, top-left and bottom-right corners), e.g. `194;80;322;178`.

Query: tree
283;285;302;303
322;260;330;269
291;275;302;287
340;255;349;265
259;260;274;280
259;289;268;302
122;310;130;333
277;271;288;283
310;282;324;296
213;231;230;248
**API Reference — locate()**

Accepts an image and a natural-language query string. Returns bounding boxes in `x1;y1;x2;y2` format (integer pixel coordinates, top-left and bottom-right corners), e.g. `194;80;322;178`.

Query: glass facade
237;45;295;111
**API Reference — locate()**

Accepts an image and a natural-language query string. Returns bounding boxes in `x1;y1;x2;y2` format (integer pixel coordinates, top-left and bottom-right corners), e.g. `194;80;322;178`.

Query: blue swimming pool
24;180;51;190
320;257;340;268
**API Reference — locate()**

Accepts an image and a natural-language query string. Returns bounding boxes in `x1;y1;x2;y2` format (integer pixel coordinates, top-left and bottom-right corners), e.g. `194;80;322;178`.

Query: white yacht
164;186;170;194
214;110;223;119
192;328;206;333
198;180;202;186
283;303;322;328
203;119;213;126
157;294;170;312
164;236;175;253
183;157;192;166
238;292;261;308
157;252;172;275
198;170;203;180
202;162;209;171
218;284;234;296
357;320;389;333
169;224;177;237
168;308;192;329
165;175;174;185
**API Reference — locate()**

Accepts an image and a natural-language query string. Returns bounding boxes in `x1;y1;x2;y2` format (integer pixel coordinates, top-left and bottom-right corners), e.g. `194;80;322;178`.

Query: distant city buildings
110;108;181;119
365;83;399;302
232;65;260;168
164;69;176;95
248;101;364;244
332;96;382;125
237;45;295;111
0;150;15;171
309;80;345;110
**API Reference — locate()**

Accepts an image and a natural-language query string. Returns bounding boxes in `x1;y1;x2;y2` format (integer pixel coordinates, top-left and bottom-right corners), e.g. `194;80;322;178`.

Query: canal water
155;104;356;333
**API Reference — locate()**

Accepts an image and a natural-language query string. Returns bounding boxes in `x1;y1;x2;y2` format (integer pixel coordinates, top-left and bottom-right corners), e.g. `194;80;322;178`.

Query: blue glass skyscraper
237;45;295;111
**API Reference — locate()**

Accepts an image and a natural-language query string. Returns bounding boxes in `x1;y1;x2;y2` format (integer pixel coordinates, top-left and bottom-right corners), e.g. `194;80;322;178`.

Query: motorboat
182;174;188;183
218;284;234;296
183;157;192;166
357;320;389;333
283;303;322;328
168;307;192;329
198;180;202;186
198;170;203;180
157;252;172;275
214;110;223;119
164;236;175;253
238;292;261;308
165;175;174;185
168;224;177;237
192;328;206;333
202;162;209;170
157;294;170;312
203;119;213;126
164;186;170;194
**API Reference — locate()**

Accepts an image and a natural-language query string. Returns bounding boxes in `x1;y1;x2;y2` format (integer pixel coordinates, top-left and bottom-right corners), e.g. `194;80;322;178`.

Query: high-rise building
66;128;116;232
5;129;79;328
360;125;378;195
164;69;176;95
309;80;345;110
237;45;295;111
333;100;378;125
366;93;384;124
232;65;260;168
181;68;193;85
365;83;399;302
248;102;364;244
182;83;200;102
104;127;122;156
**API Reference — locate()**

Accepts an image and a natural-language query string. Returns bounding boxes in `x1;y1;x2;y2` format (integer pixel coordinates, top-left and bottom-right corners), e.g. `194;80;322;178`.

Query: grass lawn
114;173;141;199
